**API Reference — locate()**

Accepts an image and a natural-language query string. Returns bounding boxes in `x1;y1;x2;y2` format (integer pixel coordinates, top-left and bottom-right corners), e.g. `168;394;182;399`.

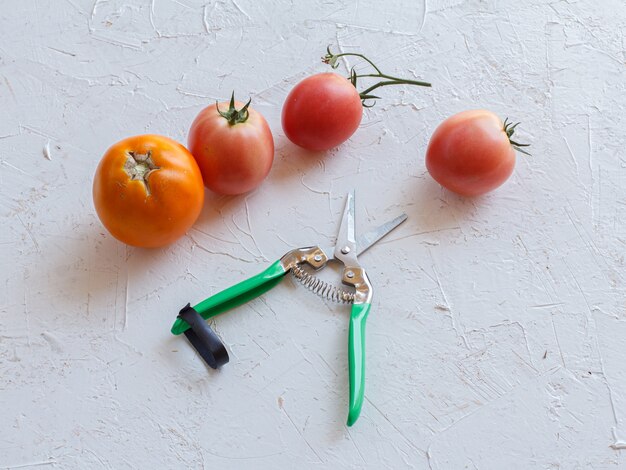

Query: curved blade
321;207;407;261
334;191;358;266
357;213;407;256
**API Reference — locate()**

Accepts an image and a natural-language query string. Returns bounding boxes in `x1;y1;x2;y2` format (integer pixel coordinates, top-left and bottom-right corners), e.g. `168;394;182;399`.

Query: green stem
327;52;382;74
322;46;431;106
359;78;431;97
357;73;431;87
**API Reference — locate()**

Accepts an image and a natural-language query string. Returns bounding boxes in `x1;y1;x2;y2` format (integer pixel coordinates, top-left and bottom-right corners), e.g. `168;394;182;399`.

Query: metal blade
333;191;359;265
356;213;407;256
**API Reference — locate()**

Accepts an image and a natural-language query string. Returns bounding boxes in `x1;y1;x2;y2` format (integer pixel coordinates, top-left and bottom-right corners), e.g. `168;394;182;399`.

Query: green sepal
216;91;252;125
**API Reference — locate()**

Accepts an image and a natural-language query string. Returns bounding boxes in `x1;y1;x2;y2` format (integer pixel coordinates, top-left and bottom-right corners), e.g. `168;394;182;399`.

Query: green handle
170;259;287;335
347;302;371;426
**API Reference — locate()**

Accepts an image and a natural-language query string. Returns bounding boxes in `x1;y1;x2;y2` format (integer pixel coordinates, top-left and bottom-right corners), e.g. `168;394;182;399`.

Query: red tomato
93;135;204;248
188;99;274;195
425;110;528;196
282;73;363;151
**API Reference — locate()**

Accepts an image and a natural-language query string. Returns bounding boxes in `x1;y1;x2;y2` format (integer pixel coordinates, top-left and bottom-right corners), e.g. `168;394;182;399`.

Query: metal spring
291;264;355;303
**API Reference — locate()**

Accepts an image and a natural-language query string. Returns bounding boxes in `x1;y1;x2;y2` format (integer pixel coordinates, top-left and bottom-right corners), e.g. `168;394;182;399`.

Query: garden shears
171;191;406;426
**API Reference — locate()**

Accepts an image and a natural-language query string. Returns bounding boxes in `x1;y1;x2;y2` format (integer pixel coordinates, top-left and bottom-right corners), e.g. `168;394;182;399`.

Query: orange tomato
93;135;204;248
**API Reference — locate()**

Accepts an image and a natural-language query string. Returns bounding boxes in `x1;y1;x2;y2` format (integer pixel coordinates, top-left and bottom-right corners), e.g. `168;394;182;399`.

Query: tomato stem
124;150;160;196
216;92;251;125
322;46;431;106
503;118;531;156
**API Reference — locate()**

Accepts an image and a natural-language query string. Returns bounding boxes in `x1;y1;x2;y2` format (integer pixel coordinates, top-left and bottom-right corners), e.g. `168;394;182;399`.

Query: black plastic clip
178;303;229;369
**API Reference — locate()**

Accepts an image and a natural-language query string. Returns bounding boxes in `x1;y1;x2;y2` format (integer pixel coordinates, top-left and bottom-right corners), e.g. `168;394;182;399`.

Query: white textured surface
1;0;625;468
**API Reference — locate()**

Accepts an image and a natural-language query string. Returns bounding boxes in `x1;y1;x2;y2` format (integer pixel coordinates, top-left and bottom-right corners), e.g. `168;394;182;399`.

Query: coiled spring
291;264;355;303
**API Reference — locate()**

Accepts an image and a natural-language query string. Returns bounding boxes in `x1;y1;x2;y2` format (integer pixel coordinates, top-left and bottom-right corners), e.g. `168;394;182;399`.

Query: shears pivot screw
314;254;322;262
341;246;351;254
346;270;354;279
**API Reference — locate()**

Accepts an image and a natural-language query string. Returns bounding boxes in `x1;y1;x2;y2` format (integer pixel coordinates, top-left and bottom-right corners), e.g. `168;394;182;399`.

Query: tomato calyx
322;46;431;107
216;92;252;125
503;118;531;156
124;150;160;195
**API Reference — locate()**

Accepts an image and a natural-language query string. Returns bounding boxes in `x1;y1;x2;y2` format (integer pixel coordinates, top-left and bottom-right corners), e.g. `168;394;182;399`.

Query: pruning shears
171;191;406;426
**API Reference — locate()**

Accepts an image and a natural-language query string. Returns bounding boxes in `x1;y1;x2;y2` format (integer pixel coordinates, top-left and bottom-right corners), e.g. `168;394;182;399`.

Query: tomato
93;134;204;248
425;110;529;197
188;97;274;195
282;48;431;151
282;73;363;151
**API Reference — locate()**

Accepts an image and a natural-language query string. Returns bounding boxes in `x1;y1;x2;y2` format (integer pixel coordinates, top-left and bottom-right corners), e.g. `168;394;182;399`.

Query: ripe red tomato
282;73;362;151
93;135;205;248
188;98;274;195
425;110;529;196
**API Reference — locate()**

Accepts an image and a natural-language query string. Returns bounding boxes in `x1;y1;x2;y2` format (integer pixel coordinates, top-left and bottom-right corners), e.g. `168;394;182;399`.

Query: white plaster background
1;0;625;468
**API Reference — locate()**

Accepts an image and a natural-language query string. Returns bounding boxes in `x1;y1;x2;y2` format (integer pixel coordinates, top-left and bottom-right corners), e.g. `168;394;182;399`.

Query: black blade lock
177;304;229;369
